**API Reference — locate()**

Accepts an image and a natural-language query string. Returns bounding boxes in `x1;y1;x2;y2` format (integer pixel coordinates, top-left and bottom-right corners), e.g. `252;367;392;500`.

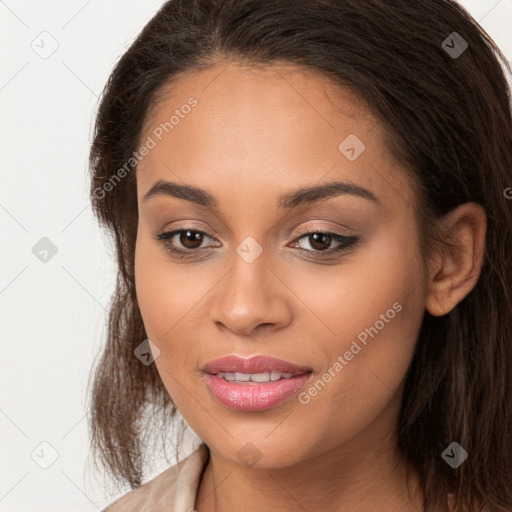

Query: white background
1;1;511;510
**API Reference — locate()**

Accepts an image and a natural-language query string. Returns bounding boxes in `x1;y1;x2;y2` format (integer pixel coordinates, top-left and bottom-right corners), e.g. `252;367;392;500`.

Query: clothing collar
174;442;210;511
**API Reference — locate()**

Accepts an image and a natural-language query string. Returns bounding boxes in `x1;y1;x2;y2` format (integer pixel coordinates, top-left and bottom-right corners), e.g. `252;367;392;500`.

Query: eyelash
153;226;359;260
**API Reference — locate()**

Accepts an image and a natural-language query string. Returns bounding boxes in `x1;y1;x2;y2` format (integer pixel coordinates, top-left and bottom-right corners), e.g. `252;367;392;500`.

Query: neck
194;422;425;512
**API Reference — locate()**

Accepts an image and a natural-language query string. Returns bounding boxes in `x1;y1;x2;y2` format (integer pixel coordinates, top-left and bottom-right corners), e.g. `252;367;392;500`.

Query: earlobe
425;202;487;317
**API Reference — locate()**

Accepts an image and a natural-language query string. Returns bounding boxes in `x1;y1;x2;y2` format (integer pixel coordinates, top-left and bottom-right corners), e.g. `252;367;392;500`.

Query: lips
205;372;311;411
202;354;312;376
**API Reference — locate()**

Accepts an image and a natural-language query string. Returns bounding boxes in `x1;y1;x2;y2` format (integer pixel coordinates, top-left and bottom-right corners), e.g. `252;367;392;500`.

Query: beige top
104;442;460;511
104;443;210;512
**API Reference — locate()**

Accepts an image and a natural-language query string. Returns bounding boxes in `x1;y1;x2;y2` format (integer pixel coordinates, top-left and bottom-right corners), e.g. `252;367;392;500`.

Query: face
134;61;429;469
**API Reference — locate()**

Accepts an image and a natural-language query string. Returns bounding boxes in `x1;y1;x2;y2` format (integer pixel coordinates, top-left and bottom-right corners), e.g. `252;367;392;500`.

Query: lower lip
204;372;312;411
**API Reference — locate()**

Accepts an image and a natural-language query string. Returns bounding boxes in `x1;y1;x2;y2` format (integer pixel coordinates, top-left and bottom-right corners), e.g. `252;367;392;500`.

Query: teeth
217;371;295;383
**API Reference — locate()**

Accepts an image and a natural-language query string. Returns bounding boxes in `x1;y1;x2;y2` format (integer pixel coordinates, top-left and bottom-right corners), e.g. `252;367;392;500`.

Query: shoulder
103;465;178;512
103;443;208;512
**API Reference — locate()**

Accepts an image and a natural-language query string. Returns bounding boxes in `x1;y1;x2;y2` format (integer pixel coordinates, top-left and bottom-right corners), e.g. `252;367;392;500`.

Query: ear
425;202;487;317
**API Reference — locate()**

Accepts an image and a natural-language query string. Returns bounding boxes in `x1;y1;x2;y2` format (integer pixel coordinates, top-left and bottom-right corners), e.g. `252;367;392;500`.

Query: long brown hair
87;1;512;510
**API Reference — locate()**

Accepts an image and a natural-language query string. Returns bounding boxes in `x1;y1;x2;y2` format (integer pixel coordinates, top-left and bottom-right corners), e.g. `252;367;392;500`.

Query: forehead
136;61;415;211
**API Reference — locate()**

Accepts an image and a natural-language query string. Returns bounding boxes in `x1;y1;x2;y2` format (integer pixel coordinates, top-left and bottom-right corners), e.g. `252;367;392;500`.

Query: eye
153;228;219;258
289;230;359;256
153;226;359;259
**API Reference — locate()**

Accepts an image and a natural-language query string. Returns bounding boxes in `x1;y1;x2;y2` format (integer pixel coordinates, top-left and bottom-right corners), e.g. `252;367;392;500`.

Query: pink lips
202;354;312;375
202;355;313;412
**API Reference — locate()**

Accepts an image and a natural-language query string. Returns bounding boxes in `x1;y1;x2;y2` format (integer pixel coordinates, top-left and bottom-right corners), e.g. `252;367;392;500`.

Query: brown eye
293;231;358;254
304;233;333;251
153;227;358;261
153;228;220;258
178;230;204;249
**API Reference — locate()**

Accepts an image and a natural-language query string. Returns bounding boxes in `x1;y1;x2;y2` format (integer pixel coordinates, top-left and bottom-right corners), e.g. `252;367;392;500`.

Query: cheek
294;227;426;434
290;221;424;348
134;231;188;368
135;233;168;336
135;229;195;337
134;237;196;405
134;230;215;379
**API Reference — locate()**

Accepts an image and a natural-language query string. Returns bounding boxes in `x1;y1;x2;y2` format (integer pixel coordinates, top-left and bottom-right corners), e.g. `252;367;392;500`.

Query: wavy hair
87;1;512;510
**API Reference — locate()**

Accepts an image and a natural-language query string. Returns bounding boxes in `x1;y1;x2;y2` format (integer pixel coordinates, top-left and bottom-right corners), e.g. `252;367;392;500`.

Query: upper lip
202;355;313;375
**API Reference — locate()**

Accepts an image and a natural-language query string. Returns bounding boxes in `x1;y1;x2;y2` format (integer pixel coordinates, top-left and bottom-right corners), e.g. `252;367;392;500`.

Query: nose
208;247;293;337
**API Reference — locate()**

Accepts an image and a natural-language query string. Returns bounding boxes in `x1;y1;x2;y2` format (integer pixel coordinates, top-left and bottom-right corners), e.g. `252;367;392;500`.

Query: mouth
213;370;307;383
202;354;312;375
201;355;313;411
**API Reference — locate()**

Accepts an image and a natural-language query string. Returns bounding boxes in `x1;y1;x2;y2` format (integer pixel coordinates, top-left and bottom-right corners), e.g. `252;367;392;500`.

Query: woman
87;0;512;510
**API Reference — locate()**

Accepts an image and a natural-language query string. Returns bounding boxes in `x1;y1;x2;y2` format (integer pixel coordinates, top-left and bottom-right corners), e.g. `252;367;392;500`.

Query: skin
134;61;486;512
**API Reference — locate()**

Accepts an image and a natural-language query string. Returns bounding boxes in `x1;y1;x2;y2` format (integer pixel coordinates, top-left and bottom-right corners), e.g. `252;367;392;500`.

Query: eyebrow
142;179;378;208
